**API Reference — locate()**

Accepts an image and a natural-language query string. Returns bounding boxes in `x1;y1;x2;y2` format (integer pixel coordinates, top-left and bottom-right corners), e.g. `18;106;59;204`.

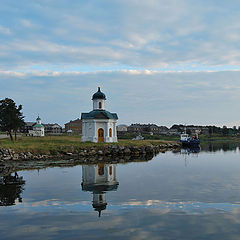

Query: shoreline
0;142;181;173
0;141;181;161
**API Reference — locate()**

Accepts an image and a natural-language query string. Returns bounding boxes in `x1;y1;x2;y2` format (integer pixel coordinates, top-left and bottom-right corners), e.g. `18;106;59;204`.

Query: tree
222;125;229;136
0;98;25;141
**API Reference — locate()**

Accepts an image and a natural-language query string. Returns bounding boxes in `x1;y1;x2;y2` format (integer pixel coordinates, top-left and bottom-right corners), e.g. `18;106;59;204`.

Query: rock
13;154;19;159
123;148;131;155
97;150;104;155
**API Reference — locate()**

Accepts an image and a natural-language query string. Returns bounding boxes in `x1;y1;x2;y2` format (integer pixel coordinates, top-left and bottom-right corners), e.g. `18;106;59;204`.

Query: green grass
199;135;240;142
0;135;175;154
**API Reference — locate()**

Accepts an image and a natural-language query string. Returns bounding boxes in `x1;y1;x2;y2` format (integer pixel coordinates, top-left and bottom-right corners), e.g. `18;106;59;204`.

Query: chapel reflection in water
0;172;25;206
81;164;118;217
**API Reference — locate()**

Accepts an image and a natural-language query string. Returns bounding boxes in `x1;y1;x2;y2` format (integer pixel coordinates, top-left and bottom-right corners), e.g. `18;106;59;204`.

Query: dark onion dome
92;87;106;100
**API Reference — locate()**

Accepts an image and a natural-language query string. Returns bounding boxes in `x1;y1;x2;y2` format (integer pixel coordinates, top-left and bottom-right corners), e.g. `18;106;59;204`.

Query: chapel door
98;128;104;142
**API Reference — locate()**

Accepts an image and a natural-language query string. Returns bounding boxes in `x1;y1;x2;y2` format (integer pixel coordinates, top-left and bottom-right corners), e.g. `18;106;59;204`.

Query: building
65;118;82;134
28;116;45;137
43;123;62;134
81;87;118;143
117;124;128;132
127;124;142;133
22;122;35;133
81;164;119;217
23;121;62;135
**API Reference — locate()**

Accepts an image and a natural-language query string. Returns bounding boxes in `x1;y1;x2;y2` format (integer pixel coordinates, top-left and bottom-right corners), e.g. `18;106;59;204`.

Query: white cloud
0;25;11;35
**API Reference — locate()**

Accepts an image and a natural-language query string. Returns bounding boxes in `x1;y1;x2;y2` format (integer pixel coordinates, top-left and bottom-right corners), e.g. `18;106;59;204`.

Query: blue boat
180;133;200;147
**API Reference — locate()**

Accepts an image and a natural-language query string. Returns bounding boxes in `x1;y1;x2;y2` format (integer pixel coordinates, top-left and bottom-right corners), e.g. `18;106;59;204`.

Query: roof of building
33;124;44;128
25;122;35;127
81;110;118;120
92;87;106;100
43;123;62;128
36;116;41;121
82;183;119;192
65;118;82;125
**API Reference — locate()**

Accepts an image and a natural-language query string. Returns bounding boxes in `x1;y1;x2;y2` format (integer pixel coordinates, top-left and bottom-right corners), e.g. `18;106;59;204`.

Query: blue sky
0;0;240;127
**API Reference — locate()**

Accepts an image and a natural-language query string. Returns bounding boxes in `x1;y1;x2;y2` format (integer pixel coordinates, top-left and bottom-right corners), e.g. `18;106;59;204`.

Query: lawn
0;135;175;154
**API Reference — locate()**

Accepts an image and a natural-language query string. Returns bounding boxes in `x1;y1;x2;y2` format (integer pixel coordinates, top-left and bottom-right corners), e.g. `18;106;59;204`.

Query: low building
23;118;62;136
127;124;142;133
43;123;62;134
28;116;45;137
117;124;128;132
22;122;35;133
65;119;82;134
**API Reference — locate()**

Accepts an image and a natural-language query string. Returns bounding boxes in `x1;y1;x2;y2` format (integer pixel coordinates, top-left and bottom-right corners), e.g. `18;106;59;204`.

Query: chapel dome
92;87;106;100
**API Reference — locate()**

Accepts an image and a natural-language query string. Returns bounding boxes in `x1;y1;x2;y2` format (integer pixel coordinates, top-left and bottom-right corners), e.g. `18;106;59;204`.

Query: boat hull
180;139;200;147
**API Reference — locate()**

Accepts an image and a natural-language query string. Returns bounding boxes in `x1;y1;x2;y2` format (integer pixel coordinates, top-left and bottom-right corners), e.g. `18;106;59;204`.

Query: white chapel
28;116;45;137
81;87;118;143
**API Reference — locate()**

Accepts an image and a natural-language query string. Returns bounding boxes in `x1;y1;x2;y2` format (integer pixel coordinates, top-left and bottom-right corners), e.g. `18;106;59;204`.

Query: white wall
81;119;118;143
93;99;105;110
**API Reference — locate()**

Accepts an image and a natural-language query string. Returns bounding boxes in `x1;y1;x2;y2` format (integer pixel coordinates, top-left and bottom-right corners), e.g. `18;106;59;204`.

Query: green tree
0;98;25;141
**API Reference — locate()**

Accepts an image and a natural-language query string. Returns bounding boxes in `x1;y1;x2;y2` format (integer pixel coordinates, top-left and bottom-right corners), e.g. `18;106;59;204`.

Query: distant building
28;116;45;137
22;122;35;133
43;123;62;134
64;118;82;134
81;87;118;143
117;124;128;132
168;128;180;135
127;123;182;135
23;118;62;135
127;124;142;133
158;126;169;135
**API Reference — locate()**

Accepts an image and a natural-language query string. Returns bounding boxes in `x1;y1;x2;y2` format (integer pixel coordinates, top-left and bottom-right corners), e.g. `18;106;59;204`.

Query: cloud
1;70;240;127
0;25;11;35
1;0;240;70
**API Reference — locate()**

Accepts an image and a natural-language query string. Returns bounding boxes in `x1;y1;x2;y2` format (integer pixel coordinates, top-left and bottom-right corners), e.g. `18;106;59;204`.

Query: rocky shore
0;142;180;161
0;142;181;173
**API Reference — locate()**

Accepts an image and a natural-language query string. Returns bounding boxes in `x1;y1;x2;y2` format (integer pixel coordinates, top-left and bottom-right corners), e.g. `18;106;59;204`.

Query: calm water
1;144;240;239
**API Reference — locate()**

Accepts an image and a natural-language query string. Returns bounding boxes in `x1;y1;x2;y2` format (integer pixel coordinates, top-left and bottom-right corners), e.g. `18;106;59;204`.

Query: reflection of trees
0;172;25;206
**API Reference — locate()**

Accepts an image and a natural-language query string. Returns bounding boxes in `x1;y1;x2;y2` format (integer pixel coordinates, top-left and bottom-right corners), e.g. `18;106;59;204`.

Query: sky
0;0;240;127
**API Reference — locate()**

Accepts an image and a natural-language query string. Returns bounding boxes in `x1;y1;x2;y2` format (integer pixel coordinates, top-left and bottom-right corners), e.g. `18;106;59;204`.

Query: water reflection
0;172;25;206
200;142;240;152
180;146;201;155
81;164;119;217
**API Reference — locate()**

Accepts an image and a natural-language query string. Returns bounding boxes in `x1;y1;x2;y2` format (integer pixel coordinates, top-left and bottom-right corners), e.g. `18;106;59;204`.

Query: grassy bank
0;135;176;154
199;135;240;142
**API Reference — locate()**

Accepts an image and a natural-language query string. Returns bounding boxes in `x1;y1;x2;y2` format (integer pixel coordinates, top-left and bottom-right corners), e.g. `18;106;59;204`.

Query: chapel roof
82;183;119;192
34;124;44;128
92;87;106;100
81;110;118;120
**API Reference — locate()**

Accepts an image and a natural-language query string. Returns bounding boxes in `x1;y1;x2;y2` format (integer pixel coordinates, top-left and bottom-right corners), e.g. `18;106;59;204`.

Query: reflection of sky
12;150;240;208
2;150;240;239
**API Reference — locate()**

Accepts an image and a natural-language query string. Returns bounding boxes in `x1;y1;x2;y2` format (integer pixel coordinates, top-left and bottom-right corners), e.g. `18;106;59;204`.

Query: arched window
99;102;102;109
109;166;112;175
109;128;112;137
